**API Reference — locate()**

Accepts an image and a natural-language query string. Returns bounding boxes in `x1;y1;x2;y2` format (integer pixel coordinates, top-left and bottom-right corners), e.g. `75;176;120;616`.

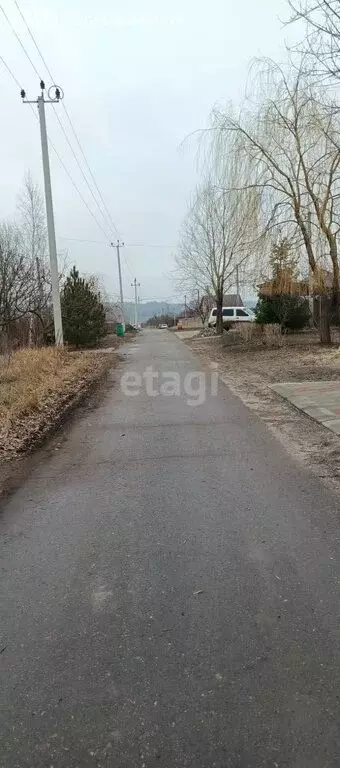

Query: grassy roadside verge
0;347;116;462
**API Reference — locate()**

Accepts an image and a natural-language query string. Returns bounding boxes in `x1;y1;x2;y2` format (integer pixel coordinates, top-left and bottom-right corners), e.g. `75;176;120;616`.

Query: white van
208;306;255;328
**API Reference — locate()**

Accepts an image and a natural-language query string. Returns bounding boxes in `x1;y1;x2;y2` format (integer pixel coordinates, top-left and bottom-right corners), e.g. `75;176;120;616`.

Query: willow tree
289;0;340;81
209;58;340;341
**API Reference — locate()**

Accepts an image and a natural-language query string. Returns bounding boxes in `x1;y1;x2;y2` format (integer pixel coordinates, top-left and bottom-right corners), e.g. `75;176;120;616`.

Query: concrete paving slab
271;381;340;434
321;418;340;434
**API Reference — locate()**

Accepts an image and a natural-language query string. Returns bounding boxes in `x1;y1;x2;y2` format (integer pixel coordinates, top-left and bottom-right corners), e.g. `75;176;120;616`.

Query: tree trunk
298;215;316;275
216;290;224;335
319;295;331;344
330;235;340;324
28;314;34;347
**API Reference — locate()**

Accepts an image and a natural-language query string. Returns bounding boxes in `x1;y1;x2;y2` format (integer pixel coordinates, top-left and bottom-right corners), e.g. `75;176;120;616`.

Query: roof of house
203;293;244;308
223;293;243;307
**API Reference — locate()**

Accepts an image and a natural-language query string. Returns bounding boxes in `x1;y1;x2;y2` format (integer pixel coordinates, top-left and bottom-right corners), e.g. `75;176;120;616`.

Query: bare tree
177;160;258;334
17;172;51;343
83;272;111;302
0;223;37;350
187;289;213;325
289;0;340;81
209;58;340;341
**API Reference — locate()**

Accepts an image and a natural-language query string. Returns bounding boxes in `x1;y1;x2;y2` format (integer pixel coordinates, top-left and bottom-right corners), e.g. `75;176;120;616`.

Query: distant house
223;293;244;307
202;293;244;310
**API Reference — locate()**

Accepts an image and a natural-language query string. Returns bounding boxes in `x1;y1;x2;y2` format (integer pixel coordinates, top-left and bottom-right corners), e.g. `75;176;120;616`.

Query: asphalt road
2;329;340;767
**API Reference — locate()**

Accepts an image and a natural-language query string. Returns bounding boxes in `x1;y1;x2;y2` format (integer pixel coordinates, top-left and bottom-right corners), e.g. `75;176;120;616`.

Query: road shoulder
0;351;119;507
183;334;340;496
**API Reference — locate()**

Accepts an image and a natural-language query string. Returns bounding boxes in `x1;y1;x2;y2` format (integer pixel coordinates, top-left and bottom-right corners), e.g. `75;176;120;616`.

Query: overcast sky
0;0;296;303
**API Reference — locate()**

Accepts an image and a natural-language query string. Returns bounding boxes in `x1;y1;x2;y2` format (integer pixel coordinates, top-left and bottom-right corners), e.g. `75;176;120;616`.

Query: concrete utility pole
184;295;187;319
131;278;140;326
111;240;125;328
21;81;64;346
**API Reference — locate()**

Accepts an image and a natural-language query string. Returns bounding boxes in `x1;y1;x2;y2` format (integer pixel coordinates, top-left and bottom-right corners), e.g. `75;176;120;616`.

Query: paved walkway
272;381;340;434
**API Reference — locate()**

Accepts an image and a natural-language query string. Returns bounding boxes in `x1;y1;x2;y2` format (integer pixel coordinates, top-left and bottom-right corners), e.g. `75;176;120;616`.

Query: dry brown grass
0;346;113;459
223;322;284;348
188;333;340;386
1;348;94;423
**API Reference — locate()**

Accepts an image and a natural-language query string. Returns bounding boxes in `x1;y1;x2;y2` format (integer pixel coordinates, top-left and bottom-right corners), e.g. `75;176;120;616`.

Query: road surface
2;329;340;767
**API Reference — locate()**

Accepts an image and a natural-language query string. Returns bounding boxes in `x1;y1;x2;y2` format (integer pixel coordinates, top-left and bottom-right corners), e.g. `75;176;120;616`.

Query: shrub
236;323;261;344
61;266;106;347
262;323;284;347
222;322;284;348
256;294;310;331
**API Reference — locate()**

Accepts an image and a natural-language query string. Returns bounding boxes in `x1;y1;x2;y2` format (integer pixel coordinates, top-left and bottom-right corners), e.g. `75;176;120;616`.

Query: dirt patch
185;334;340;493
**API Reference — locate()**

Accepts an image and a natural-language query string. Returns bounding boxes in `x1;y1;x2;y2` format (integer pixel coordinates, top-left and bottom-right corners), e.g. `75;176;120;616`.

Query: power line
47;140;113;241
0;57;111;241
13;0;51;77
0;2;116;240
2;3;183;332
139;297;181;302
0;53;22;89
0;2;41;79
122;247;135;280
57;235;178;249
12;0;121;237
61;103;120;237
58;236;109;246
0;61;129;319
50;108;112;239
0;54;43;143
20;91;113;241
125;244;178;248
